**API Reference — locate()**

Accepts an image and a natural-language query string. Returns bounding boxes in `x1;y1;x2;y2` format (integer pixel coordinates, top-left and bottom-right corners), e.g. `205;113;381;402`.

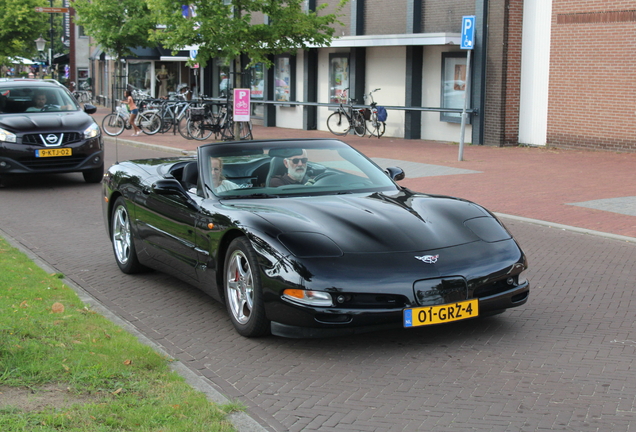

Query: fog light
283;289;332;307
0;161;7;167
93;156;101;163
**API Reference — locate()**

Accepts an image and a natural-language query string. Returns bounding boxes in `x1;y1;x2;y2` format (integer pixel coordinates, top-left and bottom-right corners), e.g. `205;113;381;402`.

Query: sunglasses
287;157;308;165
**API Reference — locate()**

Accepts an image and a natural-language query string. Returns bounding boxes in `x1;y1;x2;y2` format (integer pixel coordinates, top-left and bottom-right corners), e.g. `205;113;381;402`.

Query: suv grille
22;132;82;146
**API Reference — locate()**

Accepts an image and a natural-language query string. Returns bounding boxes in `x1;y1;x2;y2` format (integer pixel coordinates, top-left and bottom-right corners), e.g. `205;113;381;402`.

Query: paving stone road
1;139;635;431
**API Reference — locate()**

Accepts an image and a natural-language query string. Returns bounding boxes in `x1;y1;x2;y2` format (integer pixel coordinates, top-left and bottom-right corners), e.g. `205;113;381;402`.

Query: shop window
77;68;90;90
155;62;178;98
440;52;470;123
329;54;349;104
127;61;152;95
250;63;264;100
274;55;295;103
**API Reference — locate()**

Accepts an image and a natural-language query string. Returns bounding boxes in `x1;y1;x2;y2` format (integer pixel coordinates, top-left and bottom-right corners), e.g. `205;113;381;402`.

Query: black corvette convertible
102;138;529;338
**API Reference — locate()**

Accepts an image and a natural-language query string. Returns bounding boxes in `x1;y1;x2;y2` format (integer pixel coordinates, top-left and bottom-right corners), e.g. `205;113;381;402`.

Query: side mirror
84;104;97;115
152;179;200;210
385;167;405;181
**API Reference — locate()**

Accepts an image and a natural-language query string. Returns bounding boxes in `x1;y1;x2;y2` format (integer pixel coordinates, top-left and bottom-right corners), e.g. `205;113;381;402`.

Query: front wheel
187;118;213;141
326;111;350;136
102;113;125;136
82;164;104;183
224;237;270;337
111;197;146;274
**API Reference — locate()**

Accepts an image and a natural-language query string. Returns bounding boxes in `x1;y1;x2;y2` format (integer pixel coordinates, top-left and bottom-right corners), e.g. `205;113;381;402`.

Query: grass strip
0;236;239;431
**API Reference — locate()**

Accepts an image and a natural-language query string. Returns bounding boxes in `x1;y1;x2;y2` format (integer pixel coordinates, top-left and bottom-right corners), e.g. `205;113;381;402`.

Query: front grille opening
23;133;82;146
315;313;352;324
334;293;408;309
473;276;522;298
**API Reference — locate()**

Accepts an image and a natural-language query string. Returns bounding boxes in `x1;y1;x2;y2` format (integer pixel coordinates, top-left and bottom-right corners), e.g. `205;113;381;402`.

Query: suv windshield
0;85;78;114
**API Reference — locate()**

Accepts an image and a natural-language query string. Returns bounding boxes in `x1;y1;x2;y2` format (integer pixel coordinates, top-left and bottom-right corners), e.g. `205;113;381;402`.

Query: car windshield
0;85;78;114
199;139;400;198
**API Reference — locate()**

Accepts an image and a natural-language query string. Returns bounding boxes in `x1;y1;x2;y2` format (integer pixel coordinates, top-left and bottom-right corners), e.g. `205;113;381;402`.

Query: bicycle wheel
177;115;191;139
327;111;350;136
367;112;386;138
353;111;366;137
139;111;161;135
187;118;213;141
102;113;125;136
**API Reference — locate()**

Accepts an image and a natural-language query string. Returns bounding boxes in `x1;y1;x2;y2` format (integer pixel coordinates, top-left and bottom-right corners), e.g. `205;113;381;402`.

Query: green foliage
147;0;348;68
72;0;158;60
0;0;48;58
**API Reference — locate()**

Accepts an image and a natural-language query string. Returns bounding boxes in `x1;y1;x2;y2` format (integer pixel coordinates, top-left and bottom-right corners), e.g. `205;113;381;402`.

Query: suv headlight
0;128;17;143
83;123;100;139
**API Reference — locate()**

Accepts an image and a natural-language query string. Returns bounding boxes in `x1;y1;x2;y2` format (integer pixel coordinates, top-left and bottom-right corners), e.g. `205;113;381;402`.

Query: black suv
0;79;103;183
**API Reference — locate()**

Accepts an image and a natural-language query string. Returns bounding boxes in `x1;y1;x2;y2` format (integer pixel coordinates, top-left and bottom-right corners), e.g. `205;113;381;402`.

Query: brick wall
483;0;523;147
365;0;406;34
423;0;473;33
548;2;636;152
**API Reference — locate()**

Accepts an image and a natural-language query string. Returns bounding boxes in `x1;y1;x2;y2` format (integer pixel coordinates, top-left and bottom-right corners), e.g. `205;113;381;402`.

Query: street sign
461;16;475;49
234;89;251;122
35;7;69;13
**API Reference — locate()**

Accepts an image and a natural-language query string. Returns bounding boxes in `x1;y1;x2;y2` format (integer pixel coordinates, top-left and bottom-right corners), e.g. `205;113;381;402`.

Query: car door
136;184;199;283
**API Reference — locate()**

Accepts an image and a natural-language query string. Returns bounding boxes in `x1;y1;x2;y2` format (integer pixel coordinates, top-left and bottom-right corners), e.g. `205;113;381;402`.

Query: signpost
35;7;69;13
34;4;68;81
234;88;251;122
458;16;475;162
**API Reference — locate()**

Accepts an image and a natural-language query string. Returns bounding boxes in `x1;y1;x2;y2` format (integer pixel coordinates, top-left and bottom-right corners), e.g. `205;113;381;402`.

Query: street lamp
34;36;49;78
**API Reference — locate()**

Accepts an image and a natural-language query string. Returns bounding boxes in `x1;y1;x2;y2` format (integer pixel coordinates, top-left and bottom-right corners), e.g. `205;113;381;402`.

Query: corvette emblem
415;254;439;264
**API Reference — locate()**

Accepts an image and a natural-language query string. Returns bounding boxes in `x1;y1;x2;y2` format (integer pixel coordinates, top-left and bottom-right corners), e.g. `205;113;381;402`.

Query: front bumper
0;136;103;175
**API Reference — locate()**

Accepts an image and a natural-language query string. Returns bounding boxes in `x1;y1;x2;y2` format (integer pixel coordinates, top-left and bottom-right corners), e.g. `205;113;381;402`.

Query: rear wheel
111;197;146;274
224;237;270;337
353;111;366;137
139;111;161;135
102;113;125;136
177;115;191;139
367;112;386;138
327;111;349;136
188;118;213;141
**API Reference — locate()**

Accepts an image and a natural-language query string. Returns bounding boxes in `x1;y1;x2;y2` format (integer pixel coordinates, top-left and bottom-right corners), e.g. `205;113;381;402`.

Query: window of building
329;54;349;104
440;52;470;123
250;63;264;100
127;61;152;96
274;55;295;103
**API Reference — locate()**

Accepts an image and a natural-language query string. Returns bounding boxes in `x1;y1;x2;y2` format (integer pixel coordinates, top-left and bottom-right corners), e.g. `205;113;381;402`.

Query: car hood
0;111;94;132
225;190;509;254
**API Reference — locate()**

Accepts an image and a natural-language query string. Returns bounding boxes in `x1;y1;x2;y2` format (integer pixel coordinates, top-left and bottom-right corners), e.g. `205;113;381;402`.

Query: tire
223;121;252;141
111;197;146;274
188;118;213;141
159;110;175;134
367;112;386;138
177;115;191;139
327;111;349;136
353;111;366;137
139;111;161;135
224;237;270;337
102;113;125;136
82;163;104;183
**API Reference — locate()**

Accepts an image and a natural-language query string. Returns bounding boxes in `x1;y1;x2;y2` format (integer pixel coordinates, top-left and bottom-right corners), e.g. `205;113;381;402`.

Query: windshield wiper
221;193;281;199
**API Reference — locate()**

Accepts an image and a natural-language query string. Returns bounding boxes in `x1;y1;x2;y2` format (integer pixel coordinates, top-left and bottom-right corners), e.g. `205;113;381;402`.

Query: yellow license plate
36;148;72;157
404;299;478;328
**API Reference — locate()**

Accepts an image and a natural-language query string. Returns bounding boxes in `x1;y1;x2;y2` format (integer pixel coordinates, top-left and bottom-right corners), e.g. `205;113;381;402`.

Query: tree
0;0;48;60
72;0;158;101
147;0;347;69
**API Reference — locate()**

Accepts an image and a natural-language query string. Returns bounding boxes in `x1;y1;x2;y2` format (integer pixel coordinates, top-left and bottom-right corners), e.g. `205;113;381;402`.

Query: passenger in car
211;158;238;193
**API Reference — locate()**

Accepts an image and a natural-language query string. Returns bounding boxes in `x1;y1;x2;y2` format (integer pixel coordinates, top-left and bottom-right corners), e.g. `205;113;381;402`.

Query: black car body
0;79;103;183
102;139;529;338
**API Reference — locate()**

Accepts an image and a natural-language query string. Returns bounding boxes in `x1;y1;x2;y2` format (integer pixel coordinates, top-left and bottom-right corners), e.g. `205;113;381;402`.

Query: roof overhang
310;32;461;48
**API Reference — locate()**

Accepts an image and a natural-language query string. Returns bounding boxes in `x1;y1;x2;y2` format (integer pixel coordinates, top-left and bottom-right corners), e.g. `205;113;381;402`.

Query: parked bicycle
186;95;253;141
326;93;366;137
363;88;386;138
101;104;161;136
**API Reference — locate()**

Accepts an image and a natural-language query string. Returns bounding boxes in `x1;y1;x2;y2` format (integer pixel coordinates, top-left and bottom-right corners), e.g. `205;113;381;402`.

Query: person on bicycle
270;150;310;186
122;90;141;136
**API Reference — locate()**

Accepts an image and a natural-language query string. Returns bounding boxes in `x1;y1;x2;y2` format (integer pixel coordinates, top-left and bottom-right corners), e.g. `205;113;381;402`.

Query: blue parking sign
461;16;475;49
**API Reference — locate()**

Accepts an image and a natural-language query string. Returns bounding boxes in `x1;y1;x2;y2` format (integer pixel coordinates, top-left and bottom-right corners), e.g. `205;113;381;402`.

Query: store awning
309;32;462;48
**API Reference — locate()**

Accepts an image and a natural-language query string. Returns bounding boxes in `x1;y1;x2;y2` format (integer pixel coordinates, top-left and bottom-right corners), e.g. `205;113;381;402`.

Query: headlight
83;123;101;139
0;128;16;143
283;289;333;307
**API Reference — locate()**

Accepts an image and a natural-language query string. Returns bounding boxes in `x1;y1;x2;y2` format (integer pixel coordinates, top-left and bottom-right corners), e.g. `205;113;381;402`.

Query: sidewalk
95;107;636;240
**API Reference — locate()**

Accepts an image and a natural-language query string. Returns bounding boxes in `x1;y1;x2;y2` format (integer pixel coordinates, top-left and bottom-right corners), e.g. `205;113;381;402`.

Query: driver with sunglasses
270;150;311;187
